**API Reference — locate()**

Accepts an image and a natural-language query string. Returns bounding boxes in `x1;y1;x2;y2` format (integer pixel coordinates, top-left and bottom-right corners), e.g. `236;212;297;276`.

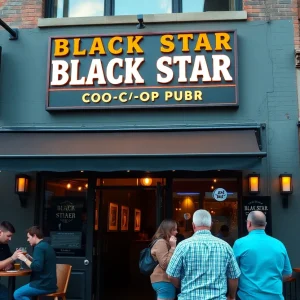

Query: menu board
241;196;272;236
50;231;82;249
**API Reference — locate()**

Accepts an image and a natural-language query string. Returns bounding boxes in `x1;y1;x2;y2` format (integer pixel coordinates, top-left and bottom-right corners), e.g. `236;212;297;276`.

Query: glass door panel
43;178;89;256
172;177;239;246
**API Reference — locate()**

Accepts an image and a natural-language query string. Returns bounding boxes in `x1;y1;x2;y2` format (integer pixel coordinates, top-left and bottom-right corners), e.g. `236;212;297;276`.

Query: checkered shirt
166;230;241;300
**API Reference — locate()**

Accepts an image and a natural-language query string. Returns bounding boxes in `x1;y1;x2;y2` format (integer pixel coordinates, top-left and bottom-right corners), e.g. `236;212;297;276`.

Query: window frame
45;0;243;18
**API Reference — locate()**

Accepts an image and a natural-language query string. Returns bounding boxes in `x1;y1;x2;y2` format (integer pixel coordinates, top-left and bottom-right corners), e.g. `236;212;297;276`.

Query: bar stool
283;277;297;300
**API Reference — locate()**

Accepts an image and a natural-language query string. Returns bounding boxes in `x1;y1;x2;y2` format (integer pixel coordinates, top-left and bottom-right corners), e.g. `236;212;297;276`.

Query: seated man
0;221;21;300
14;226;57;300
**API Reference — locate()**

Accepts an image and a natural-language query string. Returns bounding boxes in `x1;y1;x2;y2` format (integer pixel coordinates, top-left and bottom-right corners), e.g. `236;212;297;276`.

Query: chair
283;276;297;300
38;264;72;300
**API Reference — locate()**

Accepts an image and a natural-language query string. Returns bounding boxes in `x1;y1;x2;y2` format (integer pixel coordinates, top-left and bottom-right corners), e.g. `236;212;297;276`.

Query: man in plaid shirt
166;210;240;300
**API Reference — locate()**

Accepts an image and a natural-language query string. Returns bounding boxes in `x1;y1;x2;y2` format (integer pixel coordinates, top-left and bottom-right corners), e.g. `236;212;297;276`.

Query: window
114;0;172;16
47;0;241;18
182;0;236;12
53;0;104;18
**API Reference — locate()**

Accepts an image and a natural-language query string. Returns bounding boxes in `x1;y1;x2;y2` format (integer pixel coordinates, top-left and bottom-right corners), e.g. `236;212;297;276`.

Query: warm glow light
249;176;259;192
281;176;291;192
18;178;26;192
213;179;217;183
78;186;82;191
85;184;88;188
15;175;30;195
140;177;152;186
211;186;214;190
67;183;71;189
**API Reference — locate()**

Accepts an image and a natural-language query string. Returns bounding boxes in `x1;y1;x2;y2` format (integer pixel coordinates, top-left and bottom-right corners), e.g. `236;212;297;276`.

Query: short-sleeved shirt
0;243;11;261
233;230;292;300
166;230;241;300
0;243;11;280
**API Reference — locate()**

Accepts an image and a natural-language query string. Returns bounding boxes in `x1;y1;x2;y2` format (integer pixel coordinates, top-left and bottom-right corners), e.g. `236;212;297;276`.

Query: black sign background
241;196;272;236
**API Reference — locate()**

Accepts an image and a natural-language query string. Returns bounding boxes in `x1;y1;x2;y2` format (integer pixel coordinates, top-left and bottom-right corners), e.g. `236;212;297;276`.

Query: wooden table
293;268;300;273
0;269;31;300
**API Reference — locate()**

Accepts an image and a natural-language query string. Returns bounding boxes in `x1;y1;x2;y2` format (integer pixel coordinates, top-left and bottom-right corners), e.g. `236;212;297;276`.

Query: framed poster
108;202;118;232
241;196;272;236
120;206;129;231
134;209;141;232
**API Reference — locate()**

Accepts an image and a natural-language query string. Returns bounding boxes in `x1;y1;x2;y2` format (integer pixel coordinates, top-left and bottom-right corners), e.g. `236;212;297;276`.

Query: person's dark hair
27;226;44;239
220;225;229;232
152;219;177;242
0;221;15;233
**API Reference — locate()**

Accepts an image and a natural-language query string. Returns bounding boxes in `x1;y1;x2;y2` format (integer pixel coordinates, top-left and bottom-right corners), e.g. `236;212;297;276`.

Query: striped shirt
166;230;241;300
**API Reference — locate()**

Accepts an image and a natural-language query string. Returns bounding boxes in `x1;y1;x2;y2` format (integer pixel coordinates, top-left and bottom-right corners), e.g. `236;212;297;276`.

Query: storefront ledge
38;11;247;28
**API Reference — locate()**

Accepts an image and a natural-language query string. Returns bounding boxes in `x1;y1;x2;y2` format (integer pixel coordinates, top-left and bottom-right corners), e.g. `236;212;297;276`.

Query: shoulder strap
150;238;166;248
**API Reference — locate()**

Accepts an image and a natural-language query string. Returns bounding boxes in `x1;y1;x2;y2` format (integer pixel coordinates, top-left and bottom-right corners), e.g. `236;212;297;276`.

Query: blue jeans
0;284;8;300
14;284;52;300
152;282;176;299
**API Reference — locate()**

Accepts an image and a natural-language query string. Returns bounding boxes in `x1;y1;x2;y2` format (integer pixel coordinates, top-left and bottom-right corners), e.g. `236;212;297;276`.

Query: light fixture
136;14;146;29
15;174;30;207
213;179;217;183
140;177;152;186
67;183;71;189
78;186;82;191
279;174;293;208
0;19;18;40
248;173;260;194
85;184;88;188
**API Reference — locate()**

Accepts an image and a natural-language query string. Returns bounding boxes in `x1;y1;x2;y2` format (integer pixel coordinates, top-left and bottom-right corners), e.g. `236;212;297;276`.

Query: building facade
0;0;299;299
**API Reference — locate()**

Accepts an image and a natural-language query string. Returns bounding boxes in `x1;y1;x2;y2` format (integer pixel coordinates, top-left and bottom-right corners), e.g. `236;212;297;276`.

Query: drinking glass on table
16;247;27;269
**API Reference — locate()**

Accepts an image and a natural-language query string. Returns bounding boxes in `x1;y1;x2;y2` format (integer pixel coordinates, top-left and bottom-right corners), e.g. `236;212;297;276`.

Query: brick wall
244;0;300;47
0;0;44;28
0;0;299;46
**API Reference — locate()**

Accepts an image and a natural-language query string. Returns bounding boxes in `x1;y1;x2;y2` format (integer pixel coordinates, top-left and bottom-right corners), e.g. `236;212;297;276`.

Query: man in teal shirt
233;211;292;300
13;226;57;300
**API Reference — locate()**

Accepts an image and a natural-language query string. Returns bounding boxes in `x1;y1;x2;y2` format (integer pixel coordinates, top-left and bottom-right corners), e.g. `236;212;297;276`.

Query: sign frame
241;196;272;236
46;29;238;111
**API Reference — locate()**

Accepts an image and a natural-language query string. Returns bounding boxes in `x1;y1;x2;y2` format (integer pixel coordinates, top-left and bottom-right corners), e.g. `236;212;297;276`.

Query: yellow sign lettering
73;38;87;56
108;37;123;55
194;34;213;52
127;36;144;54
215;33;232;51
160;35;175;53
54;39;69;57
178;34;193;52
89;38;106;55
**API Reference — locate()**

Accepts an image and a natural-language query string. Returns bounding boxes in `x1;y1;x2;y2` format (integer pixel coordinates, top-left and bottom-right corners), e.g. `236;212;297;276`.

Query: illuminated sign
46;30;238;110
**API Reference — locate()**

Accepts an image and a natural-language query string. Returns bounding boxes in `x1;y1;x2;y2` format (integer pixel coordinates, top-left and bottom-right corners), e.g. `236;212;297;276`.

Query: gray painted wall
0;172;36;288
0;19;299;269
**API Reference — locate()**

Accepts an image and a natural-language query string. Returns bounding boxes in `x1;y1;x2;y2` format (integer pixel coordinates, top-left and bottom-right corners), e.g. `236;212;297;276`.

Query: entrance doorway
39;171;241;299
94;177;165;300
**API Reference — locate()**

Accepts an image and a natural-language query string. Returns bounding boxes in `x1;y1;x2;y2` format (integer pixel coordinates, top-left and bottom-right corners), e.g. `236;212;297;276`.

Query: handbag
139;239;160;276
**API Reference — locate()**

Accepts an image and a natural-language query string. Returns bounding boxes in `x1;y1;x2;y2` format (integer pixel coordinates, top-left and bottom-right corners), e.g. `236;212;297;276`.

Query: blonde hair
152;219;177;242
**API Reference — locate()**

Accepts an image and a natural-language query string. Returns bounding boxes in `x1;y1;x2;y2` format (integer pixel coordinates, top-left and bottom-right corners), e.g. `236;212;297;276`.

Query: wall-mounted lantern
279;174;293;208
15;174;30;207
248;173;260;194
140;177;152;186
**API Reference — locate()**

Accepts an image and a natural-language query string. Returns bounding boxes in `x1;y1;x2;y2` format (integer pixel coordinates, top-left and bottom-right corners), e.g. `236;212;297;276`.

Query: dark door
41;176;94;300
94;184;162;299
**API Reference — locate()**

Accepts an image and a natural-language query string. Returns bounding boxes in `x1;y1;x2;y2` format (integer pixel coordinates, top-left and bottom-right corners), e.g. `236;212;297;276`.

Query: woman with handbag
150;219;178;300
